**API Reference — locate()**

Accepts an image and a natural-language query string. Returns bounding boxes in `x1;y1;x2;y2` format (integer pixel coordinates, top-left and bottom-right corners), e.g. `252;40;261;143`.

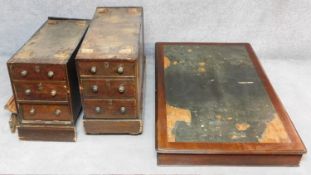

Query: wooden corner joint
130;120;143;135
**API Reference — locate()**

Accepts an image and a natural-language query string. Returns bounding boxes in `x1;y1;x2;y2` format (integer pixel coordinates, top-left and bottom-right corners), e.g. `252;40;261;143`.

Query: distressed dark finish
76;7;145;134
155;42;306;165
7;17;89;141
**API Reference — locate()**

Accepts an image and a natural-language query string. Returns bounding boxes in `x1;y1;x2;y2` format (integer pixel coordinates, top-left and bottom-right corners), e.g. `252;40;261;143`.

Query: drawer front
81;79;136;99
14;81;68;101
20;103;72;121
9;64;66;81
78;61;135;77
83;99;136;119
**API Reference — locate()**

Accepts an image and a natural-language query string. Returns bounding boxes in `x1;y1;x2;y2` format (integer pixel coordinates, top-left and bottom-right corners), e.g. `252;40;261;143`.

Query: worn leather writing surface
163;45;290;143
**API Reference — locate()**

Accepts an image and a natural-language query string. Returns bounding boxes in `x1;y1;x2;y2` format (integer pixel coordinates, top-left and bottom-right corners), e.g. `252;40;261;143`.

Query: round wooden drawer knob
50;90;57;97
29;108;36;115
20;70;28;77
25;89;31;96
90;66;97;74
92;85;98;93
117;66;124;74
47;71;54;78
95;106;101;113
120;106;126;114
54;109;61;116
118;85;125;93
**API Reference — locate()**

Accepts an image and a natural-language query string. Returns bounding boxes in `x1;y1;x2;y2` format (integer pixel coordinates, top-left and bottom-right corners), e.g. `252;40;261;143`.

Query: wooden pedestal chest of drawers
76;7;145;134
7;17;89;141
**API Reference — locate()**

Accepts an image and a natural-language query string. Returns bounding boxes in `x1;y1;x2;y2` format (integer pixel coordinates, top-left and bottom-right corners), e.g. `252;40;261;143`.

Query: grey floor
0;0;310;174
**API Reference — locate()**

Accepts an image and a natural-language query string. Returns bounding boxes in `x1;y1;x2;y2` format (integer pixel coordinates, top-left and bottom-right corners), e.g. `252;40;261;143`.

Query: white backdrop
0;0;310;174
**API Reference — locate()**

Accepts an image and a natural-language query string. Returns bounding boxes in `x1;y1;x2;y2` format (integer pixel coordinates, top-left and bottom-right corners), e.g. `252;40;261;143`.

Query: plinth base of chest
83;117;142;135
17;124;76;142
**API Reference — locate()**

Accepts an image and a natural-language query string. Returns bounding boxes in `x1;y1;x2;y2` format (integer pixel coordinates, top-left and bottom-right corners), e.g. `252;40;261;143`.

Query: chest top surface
8;18;89;64
156;42;306;154
77;7;142;61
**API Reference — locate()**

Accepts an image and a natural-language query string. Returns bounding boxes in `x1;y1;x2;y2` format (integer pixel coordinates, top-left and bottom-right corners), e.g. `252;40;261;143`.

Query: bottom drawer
20;103;72;121
83;99;136;119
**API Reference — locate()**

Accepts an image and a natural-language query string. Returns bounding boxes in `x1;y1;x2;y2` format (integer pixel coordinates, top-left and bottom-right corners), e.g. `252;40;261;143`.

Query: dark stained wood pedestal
76;7;145;134
6;17;89;141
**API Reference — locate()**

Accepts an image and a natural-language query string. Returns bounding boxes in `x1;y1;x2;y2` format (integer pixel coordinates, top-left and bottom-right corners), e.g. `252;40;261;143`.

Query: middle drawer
13;81;68;101
81;79;136;99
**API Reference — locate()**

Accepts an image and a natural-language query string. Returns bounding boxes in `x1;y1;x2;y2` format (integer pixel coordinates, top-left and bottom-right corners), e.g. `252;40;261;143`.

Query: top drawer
77;61;135;77
9;63;66;81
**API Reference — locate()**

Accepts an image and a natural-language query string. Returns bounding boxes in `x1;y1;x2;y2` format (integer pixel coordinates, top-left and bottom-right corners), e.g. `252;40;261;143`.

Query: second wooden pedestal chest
76;7;145;134
7;17;89;141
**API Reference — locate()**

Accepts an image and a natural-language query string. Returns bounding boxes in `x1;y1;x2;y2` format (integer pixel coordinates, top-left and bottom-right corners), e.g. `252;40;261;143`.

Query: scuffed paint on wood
235;122;250;131
166;104;191;142
164;56;171;69
9;19;88;64
77;7;142;60
259;114;290;143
